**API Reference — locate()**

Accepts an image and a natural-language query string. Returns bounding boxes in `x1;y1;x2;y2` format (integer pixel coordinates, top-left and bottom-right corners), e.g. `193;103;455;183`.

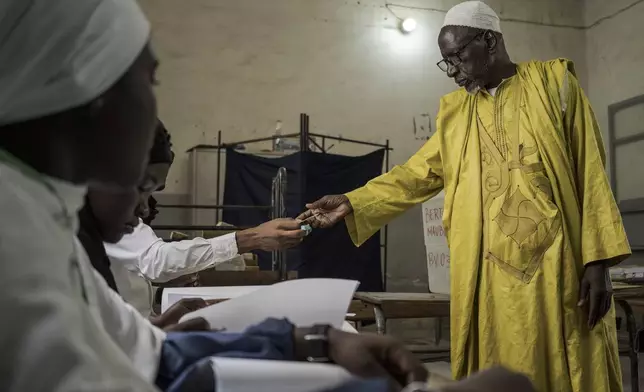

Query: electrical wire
384;3;402;21
586;0;644;29
385;0;644;30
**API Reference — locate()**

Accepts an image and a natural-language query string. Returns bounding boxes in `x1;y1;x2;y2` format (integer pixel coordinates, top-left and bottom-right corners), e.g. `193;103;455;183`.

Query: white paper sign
180;278;359;332
422;191;450;295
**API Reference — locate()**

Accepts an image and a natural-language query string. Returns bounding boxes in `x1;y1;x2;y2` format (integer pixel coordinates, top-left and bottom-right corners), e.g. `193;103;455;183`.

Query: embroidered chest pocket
485;173;562;283
481;104;563;283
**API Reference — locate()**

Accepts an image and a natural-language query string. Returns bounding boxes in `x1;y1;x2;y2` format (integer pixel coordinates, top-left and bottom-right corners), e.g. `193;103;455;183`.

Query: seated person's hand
150;298;210;331
295;328;428;391
440;367;535;392
237;218;306;252
162;318;211;332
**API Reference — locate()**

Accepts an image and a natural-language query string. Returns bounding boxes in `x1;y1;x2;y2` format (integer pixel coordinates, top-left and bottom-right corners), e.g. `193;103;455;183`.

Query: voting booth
422;191;450;295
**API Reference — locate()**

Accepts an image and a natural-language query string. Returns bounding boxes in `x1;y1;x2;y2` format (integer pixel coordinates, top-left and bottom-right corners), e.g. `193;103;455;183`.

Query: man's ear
485;30;498;53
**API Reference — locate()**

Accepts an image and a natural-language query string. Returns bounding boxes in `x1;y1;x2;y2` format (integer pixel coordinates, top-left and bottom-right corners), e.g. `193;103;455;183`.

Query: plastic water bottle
273;120;283;151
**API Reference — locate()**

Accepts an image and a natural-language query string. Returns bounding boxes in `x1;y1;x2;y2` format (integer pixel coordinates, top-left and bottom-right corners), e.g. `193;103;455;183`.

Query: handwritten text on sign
422;191;450;294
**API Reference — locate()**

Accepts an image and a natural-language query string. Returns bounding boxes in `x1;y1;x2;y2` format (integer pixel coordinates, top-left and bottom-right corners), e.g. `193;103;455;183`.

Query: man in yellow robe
298;2;631;391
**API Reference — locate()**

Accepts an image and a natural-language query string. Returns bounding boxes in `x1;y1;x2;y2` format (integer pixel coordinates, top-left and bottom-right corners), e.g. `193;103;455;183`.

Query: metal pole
271;172;278;272
216;130;222;223
309;137;324;152
270;168;289;279
299;113;305;151
278;168;288;281
300;115;309;283
383;139;390;292
156;204;271;210
187;132;390;152
385;139;390;169
308;133;392;150
223;134;301;149
300;114;308;207
304;114;310;152
151;225;253;231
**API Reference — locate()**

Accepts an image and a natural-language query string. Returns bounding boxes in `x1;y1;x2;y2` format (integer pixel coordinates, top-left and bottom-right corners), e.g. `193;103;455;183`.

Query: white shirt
104;220;245;315
0;156;164;391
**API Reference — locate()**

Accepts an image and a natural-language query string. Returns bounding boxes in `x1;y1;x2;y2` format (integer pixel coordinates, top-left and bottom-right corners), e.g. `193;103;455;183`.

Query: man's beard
465;59;489;95
466;83;482;95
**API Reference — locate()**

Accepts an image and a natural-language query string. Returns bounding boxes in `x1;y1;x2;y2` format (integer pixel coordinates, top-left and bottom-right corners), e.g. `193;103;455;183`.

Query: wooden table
353;292;450;335
614;283;644;392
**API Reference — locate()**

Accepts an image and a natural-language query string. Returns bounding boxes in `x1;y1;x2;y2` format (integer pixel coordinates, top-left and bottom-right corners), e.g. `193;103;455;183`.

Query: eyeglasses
436;32;484;73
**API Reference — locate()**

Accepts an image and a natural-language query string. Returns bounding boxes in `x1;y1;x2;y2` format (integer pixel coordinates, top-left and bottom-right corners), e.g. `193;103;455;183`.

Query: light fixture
400;18;417;33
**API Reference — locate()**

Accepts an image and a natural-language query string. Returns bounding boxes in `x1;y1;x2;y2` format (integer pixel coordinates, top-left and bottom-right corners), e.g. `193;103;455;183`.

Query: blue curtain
223;149;384;291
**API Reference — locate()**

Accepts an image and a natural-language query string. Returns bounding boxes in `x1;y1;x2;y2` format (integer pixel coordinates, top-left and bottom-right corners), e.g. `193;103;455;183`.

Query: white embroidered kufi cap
442;1;502;34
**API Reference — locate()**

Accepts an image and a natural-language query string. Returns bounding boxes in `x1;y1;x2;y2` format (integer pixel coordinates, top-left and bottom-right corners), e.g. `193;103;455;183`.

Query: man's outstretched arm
105;218;305;283
299;132;444;247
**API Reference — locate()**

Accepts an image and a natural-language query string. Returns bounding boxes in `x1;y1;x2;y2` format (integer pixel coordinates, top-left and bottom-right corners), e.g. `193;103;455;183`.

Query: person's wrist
326;327;343;363
585;260;607;269
293;327;309;361
236;228;259;254
340;195;354;213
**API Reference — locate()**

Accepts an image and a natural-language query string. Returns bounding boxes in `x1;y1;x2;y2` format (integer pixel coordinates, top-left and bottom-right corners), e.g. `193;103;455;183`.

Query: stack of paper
167;279;361;391
210;358;353;392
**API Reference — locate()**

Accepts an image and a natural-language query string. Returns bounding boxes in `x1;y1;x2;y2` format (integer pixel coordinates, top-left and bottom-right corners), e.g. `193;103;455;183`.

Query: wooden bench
352;292;451;361
353;292;450;334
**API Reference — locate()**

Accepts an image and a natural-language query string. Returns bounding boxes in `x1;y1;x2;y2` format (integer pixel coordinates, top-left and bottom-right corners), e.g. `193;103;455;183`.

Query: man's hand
150;298;210;331
441;367;535;392
236;218;306;253
295;328;427;390
578;261;613;328
296;195;353;229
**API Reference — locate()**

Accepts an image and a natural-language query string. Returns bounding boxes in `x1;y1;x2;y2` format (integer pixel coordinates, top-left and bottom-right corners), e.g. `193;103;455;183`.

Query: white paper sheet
179;278;359;332
161;286;263;313
210;358;354;392
341;321;358;334
421;191;451;294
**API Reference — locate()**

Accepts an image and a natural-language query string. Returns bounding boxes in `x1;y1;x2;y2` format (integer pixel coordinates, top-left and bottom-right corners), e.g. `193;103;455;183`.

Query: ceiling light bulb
401;18;417;33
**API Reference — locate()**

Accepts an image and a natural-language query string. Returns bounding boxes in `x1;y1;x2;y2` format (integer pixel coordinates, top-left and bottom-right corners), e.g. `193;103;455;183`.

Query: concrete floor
622;357;643;392
361;318;644;390
425;362;452;388
424;358;643;391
